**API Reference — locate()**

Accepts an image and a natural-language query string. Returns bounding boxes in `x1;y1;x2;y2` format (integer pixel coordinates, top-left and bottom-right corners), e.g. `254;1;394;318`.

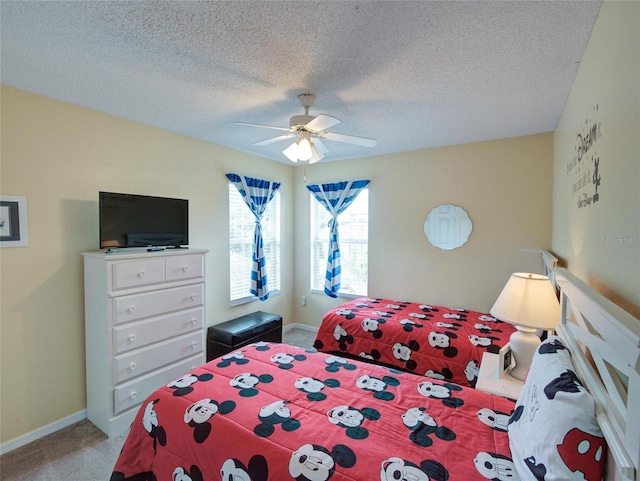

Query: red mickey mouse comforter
111;342;516;481
313;297;517;388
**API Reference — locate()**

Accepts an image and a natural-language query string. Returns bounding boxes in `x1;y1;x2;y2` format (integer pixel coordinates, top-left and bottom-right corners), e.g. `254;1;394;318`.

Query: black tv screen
99;192;189;249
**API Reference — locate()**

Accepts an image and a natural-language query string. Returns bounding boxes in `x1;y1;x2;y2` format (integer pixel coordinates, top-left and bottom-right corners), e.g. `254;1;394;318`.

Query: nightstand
476;352;524;400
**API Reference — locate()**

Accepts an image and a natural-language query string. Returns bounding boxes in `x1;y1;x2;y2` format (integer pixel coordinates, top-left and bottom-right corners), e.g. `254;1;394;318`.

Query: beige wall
291;134;554;328
552;0;640;316
0;86;294;443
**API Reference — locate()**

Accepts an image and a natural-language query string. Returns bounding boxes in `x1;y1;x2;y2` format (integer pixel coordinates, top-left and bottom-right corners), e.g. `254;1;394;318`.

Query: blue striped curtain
227;173;281;301
307;179;370;297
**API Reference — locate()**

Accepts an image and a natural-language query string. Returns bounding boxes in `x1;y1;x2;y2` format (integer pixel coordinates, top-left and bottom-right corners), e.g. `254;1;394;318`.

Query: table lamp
490;272;560;380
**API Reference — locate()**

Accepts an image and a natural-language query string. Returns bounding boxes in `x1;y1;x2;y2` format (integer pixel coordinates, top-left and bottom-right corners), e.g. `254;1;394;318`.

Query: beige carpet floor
0;327;316;481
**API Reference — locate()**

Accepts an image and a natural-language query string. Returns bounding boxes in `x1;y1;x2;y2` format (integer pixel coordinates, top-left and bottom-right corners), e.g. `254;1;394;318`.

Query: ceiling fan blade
253;133;296;146
322;131;378;147
235;121;292;133
305;114;340;132
312;138;329;154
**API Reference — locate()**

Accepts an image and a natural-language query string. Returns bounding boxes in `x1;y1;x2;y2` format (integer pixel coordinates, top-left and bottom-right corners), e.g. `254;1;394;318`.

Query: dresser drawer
114;331;203;384
166;254;204;282
112;258;165;291
113;284;204;325
114;307;204;354
114;354;203;415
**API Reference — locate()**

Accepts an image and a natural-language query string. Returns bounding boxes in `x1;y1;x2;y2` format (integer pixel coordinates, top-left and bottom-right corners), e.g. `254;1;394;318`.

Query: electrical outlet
301;295;306;306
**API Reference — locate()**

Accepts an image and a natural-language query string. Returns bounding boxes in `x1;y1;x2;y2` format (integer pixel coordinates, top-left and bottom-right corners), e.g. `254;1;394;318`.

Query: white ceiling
1;1;601;164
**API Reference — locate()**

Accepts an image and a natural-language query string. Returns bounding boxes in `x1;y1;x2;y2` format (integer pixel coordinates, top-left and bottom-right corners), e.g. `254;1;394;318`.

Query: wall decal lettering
567;104;602;209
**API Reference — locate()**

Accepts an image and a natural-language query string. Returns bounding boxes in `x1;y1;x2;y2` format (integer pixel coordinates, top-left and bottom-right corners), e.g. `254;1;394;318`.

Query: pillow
508;336;605;481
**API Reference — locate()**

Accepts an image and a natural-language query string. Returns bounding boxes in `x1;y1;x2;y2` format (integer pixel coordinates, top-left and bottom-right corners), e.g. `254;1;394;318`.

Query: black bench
206;311;283;361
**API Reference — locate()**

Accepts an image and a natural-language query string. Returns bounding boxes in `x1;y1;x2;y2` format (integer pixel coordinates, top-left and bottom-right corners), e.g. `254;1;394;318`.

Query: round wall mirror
424;204;473;250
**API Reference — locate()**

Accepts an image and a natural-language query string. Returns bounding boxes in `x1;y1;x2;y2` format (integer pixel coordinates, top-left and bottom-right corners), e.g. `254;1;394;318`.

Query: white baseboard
0;410;87;455
283;323;318;334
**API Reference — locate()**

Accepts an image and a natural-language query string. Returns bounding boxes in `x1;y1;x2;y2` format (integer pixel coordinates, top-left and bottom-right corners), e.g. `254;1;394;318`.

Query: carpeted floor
0;327;316;481
0;420;128;481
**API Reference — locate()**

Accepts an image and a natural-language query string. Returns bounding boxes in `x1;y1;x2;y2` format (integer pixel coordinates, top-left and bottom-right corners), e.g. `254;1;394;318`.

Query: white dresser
82;248;208;437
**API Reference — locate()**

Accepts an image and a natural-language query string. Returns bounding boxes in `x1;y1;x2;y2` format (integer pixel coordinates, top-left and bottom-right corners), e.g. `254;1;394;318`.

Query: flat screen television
99;192;189;249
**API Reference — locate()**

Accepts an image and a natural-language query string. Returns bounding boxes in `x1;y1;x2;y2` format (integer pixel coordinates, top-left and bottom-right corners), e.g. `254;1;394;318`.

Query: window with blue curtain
306;179;370;297
310;189;368;296
227;173;281;301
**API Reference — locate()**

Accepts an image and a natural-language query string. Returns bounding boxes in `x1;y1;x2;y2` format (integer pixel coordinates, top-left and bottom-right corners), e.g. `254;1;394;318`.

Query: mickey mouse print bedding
111;342;516;481
313;297;516;387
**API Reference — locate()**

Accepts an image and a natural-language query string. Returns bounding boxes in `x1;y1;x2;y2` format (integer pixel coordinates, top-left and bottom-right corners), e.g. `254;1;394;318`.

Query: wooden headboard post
554;267;640;481
540;250;558;285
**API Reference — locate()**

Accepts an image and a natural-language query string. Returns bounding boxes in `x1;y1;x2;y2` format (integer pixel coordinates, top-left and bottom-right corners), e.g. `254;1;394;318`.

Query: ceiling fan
236;94;377;163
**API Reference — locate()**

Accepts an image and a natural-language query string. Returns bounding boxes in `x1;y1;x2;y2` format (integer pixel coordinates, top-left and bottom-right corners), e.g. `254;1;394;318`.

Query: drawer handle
127;306;136;313
136;271;146;279
190;342;197;349
130;391;138;399
190;318;197;325
182;266;189;273
190;294;197;301
129;362;137;370
128;334;137;342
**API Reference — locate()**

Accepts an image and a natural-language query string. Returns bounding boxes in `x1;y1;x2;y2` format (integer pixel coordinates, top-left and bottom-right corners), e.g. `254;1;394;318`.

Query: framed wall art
0;195;29;247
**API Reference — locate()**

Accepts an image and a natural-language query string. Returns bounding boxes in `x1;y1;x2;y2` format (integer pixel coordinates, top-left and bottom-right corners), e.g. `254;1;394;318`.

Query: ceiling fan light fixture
282;137;324;164
283;133;322;163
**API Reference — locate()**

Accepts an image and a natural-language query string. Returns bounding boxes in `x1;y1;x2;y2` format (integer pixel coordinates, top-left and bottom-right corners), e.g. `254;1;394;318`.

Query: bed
312;297;517;388
111;267;640;481
312;251;560;388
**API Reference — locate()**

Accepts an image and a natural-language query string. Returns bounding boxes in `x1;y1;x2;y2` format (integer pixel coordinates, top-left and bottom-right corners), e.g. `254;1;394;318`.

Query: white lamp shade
283;142;300;162
297;138;313;161
490;272;560;330
309;144;324;164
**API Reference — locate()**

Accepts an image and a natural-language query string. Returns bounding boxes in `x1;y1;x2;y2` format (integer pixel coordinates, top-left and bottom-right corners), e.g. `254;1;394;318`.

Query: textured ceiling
1;1;601;164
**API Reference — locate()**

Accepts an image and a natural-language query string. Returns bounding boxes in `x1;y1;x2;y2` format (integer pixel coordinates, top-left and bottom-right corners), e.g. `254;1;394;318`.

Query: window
229;184;281;305
310;189;368;296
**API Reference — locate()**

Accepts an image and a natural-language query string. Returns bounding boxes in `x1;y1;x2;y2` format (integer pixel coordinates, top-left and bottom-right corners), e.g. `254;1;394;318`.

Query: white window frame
229;184;281;305
310;188;368;298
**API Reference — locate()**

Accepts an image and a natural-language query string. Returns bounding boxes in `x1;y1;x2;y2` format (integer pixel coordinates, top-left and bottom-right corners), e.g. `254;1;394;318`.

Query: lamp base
509;326;541;380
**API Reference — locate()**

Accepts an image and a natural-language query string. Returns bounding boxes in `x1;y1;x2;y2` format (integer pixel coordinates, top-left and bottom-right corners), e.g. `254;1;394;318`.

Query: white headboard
540;250;559;285
554;267;640;481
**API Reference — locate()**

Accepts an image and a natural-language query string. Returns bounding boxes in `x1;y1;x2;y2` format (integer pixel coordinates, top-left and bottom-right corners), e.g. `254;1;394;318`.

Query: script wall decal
567;104;603;209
